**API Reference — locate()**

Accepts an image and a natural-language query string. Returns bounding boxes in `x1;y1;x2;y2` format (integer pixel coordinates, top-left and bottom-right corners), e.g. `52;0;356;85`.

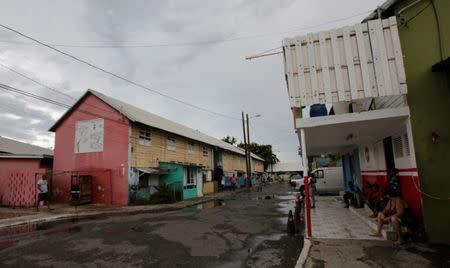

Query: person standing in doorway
230;174;237;191
36;175;50;210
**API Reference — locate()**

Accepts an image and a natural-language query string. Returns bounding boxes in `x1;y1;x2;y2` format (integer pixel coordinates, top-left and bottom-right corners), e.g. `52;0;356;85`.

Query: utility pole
241;112;249;187
246;113;251;185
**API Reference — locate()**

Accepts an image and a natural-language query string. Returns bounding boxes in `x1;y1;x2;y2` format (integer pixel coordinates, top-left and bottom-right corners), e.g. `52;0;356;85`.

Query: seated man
371;188;407;245
343;181;356;208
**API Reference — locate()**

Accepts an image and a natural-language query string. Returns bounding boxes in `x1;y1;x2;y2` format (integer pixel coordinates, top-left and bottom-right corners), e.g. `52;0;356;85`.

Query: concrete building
49;89;263;205
363;0;450;245
282;0;450;244
0;136;53;206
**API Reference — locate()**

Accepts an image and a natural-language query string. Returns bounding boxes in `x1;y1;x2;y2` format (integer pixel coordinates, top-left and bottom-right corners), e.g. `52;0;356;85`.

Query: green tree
222;136;237;145
237;142;279;171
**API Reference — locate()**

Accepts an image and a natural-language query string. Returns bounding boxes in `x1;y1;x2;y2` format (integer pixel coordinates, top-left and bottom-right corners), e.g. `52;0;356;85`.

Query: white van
292;167;344;195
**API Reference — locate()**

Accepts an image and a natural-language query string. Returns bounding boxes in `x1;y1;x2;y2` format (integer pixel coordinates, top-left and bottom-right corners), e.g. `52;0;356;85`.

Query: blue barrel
309;104;327;117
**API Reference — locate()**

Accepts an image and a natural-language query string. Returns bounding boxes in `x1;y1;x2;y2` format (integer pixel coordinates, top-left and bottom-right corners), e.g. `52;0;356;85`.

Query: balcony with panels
282;17;411;155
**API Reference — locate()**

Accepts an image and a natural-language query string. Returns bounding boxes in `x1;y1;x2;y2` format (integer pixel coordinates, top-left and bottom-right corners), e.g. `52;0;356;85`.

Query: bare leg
391;216;403;245
372;212;385;236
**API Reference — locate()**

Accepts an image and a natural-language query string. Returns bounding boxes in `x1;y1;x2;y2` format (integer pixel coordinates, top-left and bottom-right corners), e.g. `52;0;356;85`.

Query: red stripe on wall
362;174;423;222
361;168;417;173
361;170;387;173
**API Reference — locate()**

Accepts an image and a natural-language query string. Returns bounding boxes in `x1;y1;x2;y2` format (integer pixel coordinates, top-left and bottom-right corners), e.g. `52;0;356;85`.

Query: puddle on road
0;218;82;238
218;233;286;268
0;240;18;251
184;199;226;212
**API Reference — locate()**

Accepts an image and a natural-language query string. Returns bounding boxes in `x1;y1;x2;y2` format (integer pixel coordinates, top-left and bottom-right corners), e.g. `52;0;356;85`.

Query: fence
0;169;50;208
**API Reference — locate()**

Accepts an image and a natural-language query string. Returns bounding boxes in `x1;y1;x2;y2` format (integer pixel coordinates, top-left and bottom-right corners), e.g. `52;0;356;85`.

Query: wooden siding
222;151;247;173
222;151;264;173
283;17;407;107
130;124;213;169
252;160;264;173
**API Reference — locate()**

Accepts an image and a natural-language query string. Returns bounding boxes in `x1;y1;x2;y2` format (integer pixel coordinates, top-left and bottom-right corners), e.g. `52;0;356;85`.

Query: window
315;170;324;179
138;128;151;146
185;167;196;186
393;136;404;158
167;135;176;151
138;172;149;189
404;134;411;156
202;146;209;157
187;141;194;154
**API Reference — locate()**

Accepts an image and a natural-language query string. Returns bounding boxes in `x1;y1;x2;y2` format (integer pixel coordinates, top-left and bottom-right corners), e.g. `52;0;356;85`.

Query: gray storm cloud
0;0;384;160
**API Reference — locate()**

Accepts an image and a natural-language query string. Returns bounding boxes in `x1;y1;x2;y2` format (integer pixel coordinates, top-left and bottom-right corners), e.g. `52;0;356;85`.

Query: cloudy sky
0;0;384;162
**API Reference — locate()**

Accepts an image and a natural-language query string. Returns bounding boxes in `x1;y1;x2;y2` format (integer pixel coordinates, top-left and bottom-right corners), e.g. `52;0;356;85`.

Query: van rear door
326;168;344;194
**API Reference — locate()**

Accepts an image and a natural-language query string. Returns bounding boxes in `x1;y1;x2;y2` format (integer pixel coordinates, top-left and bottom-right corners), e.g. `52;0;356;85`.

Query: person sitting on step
371;188;407;245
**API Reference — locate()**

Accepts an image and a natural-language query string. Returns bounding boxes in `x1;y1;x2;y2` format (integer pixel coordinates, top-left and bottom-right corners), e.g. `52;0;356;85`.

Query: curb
295;238;311;268
0;197;216;230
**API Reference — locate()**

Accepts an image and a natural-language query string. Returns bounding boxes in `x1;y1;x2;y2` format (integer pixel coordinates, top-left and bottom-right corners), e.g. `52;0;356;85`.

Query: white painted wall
359;140;386;171
358;119;416;172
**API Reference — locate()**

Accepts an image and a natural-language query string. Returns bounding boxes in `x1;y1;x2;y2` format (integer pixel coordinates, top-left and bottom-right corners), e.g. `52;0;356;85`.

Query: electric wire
0;9;373;49
0;62;76;101
0;23;241;121
0;9;374;121
0;83;254;158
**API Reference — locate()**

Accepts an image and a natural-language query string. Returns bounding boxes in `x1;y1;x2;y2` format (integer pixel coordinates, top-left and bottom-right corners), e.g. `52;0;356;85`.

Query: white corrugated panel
283;17;407;107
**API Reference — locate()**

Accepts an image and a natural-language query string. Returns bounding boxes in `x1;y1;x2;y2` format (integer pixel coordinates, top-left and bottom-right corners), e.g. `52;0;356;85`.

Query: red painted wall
0;159;42;204
52;94;130;205
362;169;423;221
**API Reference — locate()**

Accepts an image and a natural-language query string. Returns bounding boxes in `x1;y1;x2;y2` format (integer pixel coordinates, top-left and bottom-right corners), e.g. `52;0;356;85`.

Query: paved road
0;183;303;267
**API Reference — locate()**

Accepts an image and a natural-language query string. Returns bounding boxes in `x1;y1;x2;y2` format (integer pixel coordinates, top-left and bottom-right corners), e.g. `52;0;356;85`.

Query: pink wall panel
0;159;42;205
0;169;46;207
52;94;130;205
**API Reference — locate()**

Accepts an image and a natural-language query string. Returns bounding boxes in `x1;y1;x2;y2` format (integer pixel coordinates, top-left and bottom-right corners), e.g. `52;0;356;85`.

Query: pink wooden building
0;136;53;206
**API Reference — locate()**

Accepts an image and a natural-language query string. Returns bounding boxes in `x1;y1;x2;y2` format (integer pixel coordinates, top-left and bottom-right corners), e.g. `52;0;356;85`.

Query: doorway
383;137;396;172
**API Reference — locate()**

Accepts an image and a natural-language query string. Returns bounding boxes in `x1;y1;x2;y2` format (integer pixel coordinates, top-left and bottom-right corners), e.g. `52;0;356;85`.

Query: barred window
393;136;404;158
187;141;194;154
167;135;176;151
404;134;411;156
202;146;209;157
139;128;151;146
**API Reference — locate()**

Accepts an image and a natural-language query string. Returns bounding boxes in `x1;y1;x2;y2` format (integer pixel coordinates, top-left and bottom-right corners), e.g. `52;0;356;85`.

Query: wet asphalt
0;182;304;268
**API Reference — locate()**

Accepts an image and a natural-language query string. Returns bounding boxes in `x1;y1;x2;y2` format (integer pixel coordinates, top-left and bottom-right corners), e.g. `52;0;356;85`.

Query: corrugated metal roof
0;136;53;158
50;89;263;161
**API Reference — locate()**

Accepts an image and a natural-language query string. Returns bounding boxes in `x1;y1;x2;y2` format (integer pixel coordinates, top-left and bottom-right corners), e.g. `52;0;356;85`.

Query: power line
0;61;121;116
0;82;70;107
0;9;372;49
0;61;76;101
0;83;255;156
0;24;241;121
